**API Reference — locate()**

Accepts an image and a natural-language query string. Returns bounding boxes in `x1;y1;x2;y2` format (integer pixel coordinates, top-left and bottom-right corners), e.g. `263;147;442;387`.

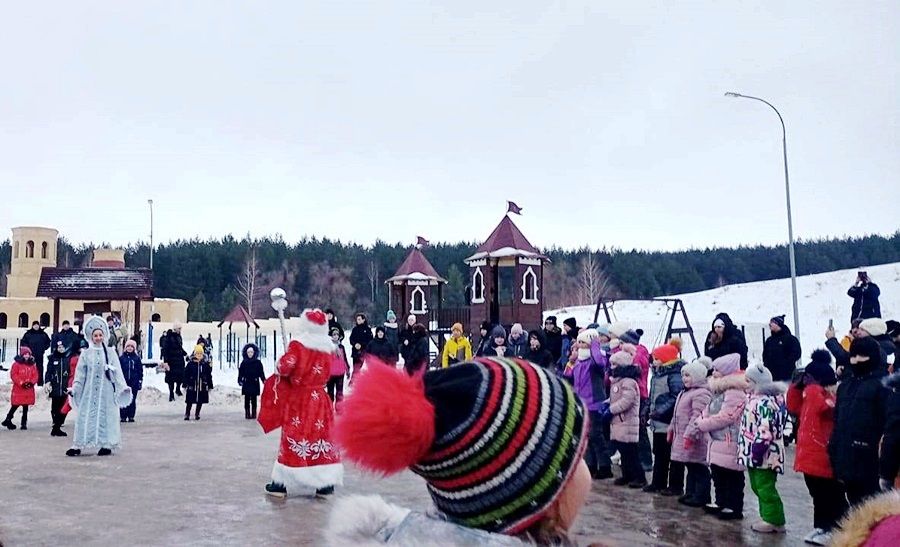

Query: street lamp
725;92;800;338
148;199;154;270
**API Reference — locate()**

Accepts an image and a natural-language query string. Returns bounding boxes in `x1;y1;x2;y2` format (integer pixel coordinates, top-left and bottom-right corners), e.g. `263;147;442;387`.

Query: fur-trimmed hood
324;495;530;547
832;491;900;547
610;364;641;381
751;380;788;397
707;373;750;394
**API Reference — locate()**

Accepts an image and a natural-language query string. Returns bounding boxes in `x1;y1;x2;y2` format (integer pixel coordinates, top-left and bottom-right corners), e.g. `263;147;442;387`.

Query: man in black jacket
848;271;881;322
543;316;563;364
21;321;51;386
762;315;802;382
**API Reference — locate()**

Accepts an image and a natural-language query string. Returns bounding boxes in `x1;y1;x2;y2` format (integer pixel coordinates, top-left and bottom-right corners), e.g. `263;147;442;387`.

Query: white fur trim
116;387;133;408
324;495;410;546
271;461;344;496
296;309;336;353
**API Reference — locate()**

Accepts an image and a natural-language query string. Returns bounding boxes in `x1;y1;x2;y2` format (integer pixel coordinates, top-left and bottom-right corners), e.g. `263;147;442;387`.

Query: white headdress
84;315;109;347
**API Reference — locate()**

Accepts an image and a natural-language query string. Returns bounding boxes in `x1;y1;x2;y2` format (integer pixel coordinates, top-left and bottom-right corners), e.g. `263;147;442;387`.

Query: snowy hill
545;262;900;363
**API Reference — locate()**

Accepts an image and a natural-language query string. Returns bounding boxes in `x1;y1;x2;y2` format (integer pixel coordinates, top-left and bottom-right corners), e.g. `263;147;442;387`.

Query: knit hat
609;346;635;367
375;326;386;336
770;315;786;329
849;337;882;374
490;325;507;340
19;346;32;358
595;324;611;338
545;316;558;326
386;310;397;322
652;338;682;364
563;317;577;332
576;328;599;345
712;353;741;376
480;321;492;332
609;321;630;339
619;329;644;345
805;349;837;386
510;323;525;337
859;318;888;338
193;344;206;358
124;339;137;352
745;362;773;386
451;323;464;335
681;359;709;385
887;320;900;338
334;358;588;535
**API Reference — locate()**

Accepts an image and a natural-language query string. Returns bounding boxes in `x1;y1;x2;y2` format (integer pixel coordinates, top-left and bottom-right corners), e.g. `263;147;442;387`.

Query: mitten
880;478;894;492
44;384;52;396
683;436;694;450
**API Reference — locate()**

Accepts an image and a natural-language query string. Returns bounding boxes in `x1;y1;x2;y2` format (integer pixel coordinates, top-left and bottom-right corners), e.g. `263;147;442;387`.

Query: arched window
0;313;7;329
41;241;48;259
151;313;161;322
14;241;19;259
521;267;539;304
25;241;34;258
18;313;29;328
40;313;51;327
471;268;485;304
410;286;427;314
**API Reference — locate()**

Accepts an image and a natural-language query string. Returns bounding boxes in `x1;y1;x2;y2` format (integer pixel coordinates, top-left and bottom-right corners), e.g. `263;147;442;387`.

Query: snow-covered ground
545;262;899;363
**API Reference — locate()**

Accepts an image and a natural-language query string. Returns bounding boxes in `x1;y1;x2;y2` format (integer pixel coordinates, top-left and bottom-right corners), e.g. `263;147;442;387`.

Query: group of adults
17;317;125;386
328;309;431;377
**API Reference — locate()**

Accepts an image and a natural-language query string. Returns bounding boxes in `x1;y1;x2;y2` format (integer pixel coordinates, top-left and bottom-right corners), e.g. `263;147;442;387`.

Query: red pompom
306;309;327;326
333;359;435;475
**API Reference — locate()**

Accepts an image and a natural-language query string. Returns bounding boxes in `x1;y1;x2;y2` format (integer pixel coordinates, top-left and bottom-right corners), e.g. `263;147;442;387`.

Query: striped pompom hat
334;356;589;535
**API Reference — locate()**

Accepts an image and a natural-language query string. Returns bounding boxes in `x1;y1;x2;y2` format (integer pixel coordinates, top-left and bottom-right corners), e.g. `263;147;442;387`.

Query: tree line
0;231;897;323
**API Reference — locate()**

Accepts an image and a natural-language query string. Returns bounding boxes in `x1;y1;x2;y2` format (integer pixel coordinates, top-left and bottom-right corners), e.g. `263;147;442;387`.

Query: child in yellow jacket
441;323;473;368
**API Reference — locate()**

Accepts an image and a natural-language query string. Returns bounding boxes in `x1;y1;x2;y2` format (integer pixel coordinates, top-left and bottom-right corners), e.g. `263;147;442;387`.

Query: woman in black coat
365;327;397;365
704;313;749;369
349;313;374;377
162;328;187;401
404;324;430;376
237;344;266;419
183;347;213;421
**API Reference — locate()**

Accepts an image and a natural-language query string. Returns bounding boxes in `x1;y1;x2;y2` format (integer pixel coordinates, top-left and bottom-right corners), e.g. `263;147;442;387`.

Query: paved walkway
0;390;815;546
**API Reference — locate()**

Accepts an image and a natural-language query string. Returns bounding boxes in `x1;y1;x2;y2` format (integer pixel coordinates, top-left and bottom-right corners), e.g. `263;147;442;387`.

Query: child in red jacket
786;350;848;546
3;347;39;431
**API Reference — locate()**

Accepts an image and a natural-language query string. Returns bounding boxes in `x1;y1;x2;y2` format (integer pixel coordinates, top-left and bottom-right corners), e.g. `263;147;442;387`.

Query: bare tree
577;253;612;305
307;261;356;321
235;246;261;315
366;260;379;303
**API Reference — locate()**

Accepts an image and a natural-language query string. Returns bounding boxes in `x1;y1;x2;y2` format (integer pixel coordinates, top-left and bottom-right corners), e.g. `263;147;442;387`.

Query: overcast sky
1;1;897;252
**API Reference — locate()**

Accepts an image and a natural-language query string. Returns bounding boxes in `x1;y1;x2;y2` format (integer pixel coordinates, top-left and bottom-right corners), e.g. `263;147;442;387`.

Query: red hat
652;338;682;364
19;346;32;358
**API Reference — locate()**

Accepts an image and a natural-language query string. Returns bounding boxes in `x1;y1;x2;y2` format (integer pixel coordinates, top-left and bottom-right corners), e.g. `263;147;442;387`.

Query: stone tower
7;226;59;298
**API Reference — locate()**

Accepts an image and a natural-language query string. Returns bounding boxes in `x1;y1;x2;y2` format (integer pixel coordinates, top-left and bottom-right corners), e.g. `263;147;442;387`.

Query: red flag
507;201;523;215
416;236;430;248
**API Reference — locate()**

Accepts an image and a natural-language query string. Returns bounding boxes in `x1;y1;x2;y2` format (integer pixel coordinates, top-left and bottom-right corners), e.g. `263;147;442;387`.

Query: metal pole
724;92;800;337
148;199;154;270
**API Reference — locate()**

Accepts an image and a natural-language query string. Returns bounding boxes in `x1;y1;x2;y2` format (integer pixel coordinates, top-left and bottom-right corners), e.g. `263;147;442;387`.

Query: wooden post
134;299;142;342
52;298;61;332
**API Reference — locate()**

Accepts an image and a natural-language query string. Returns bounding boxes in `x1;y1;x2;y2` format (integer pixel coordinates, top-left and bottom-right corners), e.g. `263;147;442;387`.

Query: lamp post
147;198;155;358
725;92;800;338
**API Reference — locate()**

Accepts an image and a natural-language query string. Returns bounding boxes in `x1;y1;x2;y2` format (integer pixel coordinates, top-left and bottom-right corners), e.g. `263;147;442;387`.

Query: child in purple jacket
568;329;611;480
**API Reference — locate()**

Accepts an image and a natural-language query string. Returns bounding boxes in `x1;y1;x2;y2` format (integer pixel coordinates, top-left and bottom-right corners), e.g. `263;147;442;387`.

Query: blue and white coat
71;316;133;451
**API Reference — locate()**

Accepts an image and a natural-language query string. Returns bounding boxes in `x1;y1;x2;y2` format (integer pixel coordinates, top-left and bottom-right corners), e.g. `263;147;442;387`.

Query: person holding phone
848;271;881;322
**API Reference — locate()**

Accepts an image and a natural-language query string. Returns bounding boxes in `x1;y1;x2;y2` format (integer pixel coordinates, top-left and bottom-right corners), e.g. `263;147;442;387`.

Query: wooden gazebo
465;215;547;332
36;268;153;333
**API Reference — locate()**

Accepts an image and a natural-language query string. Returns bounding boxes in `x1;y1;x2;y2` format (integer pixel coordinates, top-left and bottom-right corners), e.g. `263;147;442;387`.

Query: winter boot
176;387;183;397
169;393;175;402
245;409;251;420
2;413;15;430
265;482;287;498
316;486;335;496
717;509;743;521
98;448;112;456
184;413;190;421
593;467;614;480
66;448;81;457
51;426;67;437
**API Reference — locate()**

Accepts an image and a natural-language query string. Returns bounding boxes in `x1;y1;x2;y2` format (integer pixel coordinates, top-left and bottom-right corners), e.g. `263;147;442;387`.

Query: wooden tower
385;246;448;324
465;215;547;332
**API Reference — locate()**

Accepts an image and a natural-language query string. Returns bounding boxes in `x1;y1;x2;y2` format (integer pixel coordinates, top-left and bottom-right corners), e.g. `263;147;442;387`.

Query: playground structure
593;297;702;360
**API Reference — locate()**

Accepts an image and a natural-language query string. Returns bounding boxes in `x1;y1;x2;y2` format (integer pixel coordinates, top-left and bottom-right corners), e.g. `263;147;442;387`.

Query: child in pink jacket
3;347;39;431
606;344;646;488
670;357;713;508
694;353;749;521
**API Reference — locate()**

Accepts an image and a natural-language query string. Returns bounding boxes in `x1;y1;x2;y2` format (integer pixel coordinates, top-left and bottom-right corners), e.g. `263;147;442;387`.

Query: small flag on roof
507;201;523;215
416;236;430;248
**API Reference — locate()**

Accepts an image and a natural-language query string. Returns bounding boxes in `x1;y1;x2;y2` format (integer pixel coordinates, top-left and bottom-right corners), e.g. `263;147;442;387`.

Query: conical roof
217;304;260;328
385;247;448;284
465;215;547;262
